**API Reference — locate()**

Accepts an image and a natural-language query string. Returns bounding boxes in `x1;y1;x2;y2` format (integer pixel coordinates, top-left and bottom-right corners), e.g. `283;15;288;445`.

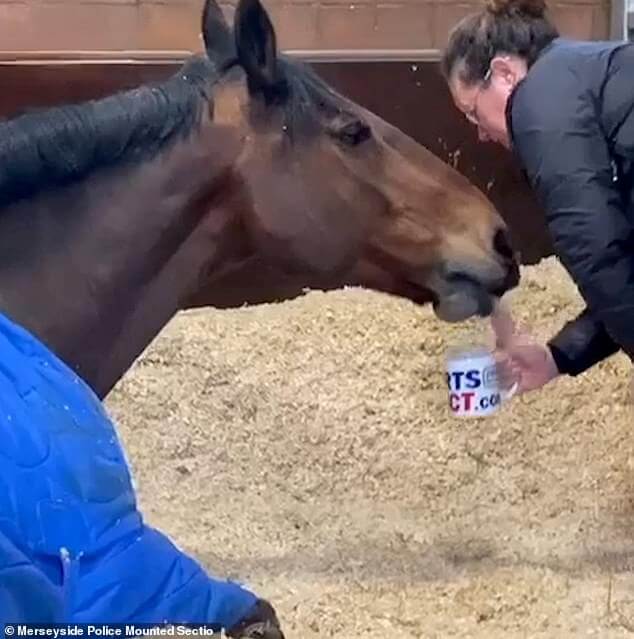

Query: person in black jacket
440;0;634;393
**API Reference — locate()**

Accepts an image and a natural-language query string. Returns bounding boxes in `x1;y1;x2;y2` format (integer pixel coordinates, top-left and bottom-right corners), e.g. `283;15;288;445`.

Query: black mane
0;48;360;210
0;55;218;208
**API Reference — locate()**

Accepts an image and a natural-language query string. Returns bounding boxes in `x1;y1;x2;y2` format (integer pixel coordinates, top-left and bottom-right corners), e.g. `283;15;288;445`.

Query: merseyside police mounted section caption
4;625;222;637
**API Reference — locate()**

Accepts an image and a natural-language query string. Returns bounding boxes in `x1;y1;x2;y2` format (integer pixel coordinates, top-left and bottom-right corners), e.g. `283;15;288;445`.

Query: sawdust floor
106;256;634;639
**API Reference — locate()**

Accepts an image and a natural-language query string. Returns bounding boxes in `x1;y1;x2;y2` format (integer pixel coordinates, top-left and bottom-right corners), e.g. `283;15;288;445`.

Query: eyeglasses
464;66;492;126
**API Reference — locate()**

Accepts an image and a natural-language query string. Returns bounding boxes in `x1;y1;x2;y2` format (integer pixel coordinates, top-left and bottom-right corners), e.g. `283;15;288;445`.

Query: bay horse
0;0;518;633
0;0;519;401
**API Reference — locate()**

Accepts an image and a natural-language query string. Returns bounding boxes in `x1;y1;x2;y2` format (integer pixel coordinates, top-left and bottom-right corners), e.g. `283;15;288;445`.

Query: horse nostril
493;228;515;262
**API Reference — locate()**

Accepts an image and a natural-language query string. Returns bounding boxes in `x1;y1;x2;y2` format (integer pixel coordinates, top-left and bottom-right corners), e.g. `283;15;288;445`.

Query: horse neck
0;122;248;398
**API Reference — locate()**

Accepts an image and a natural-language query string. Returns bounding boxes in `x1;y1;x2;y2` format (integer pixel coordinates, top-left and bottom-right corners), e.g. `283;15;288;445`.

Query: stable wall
0;0;612;52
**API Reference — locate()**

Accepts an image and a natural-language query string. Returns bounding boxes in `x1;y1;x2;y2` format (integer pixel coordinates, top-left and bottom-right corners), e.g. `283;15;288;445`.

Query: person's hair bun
486;0;547;18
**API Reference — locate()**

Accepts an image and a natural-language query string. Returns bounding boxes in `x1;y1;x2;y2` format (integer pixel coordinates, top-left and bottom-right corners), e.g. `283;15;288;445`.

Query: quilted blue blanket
0;310;257;625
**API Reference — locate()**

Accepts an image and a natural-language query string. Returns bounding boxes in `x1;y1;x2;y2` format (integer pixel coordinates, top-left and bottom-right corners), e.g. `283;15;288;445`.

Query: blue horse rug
0;310;258;625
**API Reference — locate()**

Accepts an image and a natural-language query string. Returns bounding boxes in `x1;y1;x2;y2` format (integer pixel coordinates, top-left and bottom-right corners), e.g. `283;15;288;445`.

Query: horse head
198;0;520;322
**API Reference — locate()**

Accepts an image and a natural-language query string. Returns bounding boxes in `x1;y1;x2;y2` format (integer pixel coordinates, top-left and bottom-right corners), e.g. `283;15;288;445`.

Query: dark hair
0;56;217;208
440;0;559;85
275;56;370;143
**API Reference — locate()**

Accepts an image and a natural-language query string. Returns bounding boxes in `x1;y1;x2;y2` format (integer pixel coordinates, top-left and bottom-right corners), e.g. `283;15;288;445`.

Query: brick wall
0;0;612;52
264;0;612;49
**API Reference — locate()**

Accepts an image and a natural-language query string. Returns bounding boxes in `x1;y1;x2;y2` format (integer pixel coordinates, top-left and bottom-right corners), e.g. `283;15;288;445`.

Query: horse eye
334;120;372;146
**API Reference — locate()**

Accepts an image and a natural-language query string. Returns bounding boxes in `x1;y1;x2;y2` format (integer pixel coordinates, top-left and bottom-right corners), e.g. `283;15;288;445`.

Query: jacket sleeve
509;68;634;376
547;308;620;376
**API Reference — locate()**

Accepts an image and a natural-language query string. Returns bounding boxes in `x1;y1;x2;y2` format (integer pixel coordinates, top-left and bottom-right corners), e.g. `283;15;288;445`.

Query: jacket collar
504;38;559;150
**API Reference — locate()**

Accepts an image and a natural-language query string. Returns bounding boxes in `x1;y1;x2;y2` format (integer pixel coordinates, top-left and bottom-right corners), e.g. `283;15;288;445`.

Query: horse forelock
277;57;359;140
217;53;358;142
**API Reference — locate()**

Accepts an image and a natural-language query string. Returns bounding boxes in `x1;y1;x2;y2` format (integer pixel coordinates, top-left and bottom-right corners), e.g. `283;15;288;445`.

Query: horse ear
201;0;236;68
234;0;284;100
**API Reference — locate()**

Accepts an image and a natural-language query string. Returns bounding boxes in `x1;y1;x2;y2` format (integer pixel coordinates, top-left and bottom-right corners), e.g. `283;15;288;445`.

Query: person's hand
490;303;560;394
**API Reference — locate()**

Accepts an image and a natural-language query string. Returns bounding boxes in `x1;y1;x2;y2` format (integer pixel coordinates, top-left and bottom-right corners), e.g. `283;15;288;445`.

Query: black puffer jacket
507;37;634;376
